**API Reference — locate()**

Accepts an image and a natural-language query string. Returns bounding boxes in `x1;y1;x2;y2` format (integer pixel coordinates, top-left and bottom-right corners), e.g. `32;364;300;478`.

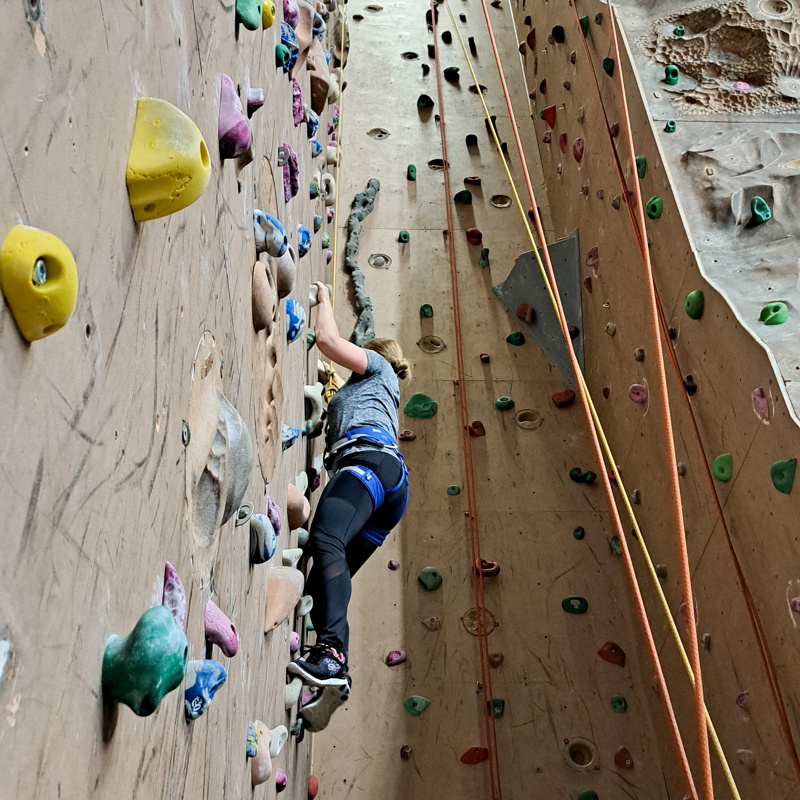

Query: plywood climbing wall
0;1;340;798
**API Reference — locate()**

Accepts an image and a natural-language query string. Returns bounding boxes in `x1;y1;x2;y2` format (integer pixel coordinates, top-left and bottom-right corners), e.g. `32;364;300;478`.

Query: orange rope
430;4;501;798
469;0;700;795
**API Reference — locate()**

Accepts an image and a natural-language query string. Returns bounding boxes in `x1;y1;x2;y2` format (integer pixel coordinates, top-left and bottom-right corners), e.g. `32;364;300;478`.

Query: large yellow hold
0;225;78;341
126;97;211;222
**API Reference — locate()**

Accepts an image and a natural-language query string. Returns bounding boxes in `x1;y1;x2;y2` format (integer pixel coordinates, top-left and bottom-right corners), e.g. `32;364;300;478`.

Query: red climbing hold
488;652;504;667
400;745;412;760
466;228;483;246
518;41;526;54
464;176;482;185
614;747;634;769
542;105;556;129
558;133;567;152
586;246;599;269
476;558;501;577
469;421;486;437
461;746;490;764
479;353;491;363
597;641;626;667
516;303;535;324
602;386;610;399
388;559;400;570
539;79;547;94
609;122;620;138
399;430;416;441
308;776;319;799
526;29;536;49
573;138;585;163
583;276;592;293
552;389;576;407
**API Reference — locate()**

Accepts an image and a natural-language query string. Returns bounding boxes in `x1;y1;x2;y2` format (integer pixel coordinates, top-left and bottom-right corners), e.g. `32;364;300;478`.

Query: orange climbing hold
476;558;500;577
542;105;556;129
488;652;504;667
598;641;626;667
461;746;490;764
468;421;486;437
308;775;319;799
552;389;576;407
516;303;535;324
466;228;483;245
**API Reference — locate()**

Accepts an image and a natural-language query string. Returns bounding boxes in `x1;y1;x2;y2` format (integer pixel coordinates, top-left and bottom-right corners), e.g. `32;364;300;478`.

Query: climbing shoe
288;642;348;687
300;674;352;732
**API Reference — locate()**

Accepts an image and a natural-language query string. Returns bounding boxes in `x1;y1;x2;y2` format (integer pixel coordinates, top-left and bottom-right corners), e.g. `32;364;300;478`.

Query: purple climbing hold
219;74;251;160
586;246;599;270
247;88;265;118
573;138;585;163
753;387;769;421
388;559;400;570
162;561;187;631
542;130;552;144
276;769;288;793
629;384;647;404
292;79;304;126
290;631;300;654
734;81;750;90
267;495;282;534
284;0;299;27
283;143;299;202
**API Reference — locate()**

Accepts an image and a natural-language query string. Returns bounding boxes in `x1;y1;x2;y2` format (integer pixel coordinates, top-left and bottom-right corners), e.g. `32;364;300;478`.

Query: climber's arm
313;282;369;375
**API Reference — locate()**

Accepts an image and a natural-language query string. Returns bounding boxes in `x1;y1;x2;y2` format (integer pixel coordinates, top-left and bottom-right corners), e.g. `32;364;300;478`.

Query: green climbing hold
751;196;771;225
771;458;796;495
275;44;291;68
479;248;490;268
418;566;443;591
573;526;585;540
665;120;677;133
506;332;525;346
602;58;615;77
712;453;732;482
760;302;788;325
102;605;189;716
444;66;461;82
579;15;589;36
306;617;315;631
404;392;438;418
562;596;589;614
610;695;628;713
447;485;461;496
610;535;622;555
635;155;647;179
420;303;434;318
321;232;330;248
673;25;685;35
685;290;704;320
306;329;316;348
494;396;515;410
407;164;417;181
454;190;473;205
569;468;597;484
664;64;679;85
236;0;263;30
488;698;505;719
398;230;410;243
404;695;430;716
645;196;663;219
577;793;599;800
417;94;435;109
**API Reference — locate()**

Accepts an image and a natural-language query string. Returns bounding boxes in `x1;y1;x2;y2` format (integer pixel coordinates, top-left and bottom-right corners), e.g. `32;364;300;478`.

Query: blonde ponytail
364;338;412;381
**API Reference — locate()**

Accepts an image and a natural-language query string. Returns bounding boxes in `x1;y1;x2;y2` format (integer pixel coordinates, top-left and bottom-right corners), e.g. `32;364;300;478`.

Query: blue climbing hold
254;210;288;258
250;513;278;564
282;424;300;450
297;225;312;258
184;659;227;721
286;297;306;342
310;138;323;158
280;22;299;71
306;109;319;139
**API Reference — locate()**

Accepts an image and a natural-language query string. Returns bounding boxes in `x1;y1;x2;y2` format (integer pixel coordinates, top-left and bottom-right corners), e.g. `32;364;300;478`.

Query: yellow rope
323;3;347;404
442;1;740;795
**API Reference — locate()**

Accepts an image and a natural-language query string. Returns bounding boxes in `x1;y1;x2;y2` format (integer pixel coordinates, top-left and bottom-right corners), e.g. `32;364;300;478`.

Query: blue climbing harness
326;426;409;547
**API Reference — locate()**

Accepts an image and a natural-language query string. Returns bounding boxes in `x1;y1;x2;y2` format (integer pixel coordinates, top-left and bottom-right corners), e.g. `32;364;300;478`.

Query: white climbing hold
321;173;336;206
283;548;304;569
304;382;325;428
269;724;289;757
284;677;303;709
296;595;313;616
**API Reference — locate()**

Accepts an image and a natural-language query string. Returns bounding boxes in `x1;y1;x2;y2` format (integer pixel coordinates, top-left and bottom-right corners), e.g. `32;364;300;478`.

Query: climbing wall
308;0;740;797
0;1;339;797
510;0;800;794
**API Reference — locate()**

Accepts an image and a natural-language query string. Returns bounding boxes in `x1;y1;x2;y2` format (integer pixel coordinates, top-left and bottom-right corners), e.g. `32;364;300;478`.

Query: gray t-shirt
325;350;400;467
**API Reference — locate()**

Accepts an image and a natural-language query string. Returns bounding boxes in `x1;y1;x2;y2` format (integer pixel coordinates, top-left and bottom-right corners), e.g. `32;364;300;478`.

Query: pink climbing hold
268;496;282;535
162;561;187;631
573;138;585;163
753;387;769;420
556;163;562;175
292;80;304;126
326;250;333;264
386;650;407;666
790;597;800;614
388;559;400;570
283;143;299;203
629;384;647;404
276;769;288;793
542;130;552;144
327;208;335;222
284;0;299;27
301;688;313;706
290;631;300;654
586;246;599;269
583;276;593;293
736;691;750;711
558;133;567;153
205;599;239;657
488;652;504;667
734;81;750;90
461;746;490;764
542;104;556;129
219;74;251;160
247;88;265;118
308;775;319;799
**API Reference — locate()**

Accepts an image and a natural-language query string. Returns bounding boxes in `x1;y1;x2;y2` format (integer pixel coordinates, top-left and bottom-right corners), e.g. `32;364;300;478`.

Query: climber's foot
288;642;348;688
300;675;352;732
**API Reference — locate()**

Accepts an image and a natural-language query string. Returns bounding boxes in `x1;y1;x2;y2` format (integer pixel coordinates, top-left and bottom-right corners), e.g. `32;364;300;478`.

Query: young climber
288;282;411;693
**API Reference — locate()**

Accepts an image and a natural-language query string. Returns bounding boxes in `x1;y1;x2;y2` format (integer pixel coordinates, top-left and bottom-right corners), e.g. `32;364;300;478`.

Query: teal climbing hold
577;793;599;800
685;290;704;320
506;332;525;346
573;526;585;540
276;44;291;68
562;596;589;614
673;25;685;35
418;566;443;591
569;468;597;484
602;58;615;77
404;393;438;418
664;120;677;133
398;230;410;243
420;303;434;318
760;302;788;325
306;329;316;348
610;695;628;713
494;396;515;410
610;535;622;555
321;232;330;248
488;698;505;719
771;458;796;495
444;66;461;82
579;15;589;36
417;94;435;109
664;64;679;85
479;248;490;267
635;155;646;179
712;453;732;482
306;617;315;631
646;196;663;219
404;695;430;716
454;190;473;205
447;485;461;496
407;164;417;181
236;0;263;30
751;196;771;224
313;214;322;233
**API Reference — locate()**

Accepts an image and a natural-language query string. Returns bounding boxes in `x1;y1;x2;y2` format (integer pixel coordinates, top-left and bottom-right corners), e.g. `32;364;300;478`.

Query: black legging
307;449;408;659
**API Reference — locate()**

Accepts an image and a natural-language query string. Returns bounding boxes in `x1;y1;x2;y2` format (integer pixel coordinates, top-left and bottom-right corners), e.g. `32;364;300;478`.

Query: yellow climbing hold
0;225;78;341
126;97;211;222
262;0;277;28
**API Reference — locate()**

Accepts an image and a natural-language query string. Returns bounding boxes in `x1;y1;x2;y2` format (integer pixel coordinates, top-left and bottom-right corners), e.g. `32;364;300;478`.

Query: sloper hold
541;104;556;129
404;393;438;418
404;695;429;716
102;605;189;716
760;302;788;325
685;290;704;319
0;225;78;341
597;641;626;667
236;0;263;29
126;98;210;221
771;459;796;494
712;453;732;482
418;566;443;591
461;746;490;763
264;566;306;631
